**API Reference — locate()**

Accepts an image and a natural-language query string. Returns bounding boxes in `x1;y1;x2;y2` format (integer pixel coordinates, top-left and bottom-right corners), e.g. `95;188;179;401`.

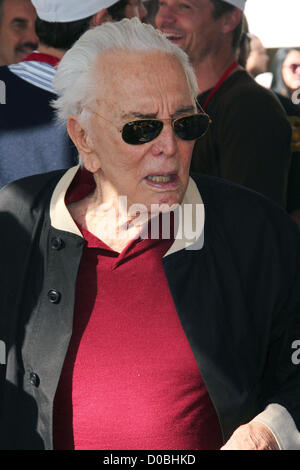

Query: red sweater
53;170;223;450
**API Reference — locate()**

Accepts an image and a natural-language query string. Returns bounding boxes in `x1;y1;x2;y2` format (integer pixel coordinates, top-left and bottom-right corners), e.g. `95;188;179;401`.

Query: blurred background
243;0;300;92
245;0;299;49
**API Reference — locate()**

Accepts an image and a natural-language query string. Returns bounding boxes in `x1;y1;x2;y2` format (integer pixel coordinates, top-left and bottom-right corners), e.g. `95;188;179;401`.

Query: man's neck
194;48;240;94
38;44;66;60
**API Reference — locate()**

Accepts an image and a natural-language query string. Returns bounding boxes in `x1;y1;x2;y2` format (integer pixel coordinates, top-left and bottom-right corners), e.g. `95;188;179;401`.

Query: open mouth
146;175;175;183
145;174;179;188
164;32;184;42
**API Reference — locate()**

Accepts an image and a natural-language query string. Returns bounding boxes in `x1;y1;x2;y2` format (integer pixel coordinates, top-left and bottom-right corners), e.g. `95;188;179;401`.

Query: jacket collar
50;165;205;256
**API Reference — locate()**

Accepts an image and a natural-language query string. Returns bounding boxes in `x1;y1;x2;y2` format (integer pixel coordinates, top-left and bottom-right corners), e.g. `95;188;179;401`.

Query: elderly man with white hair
0;0;146;190
0;18;300;451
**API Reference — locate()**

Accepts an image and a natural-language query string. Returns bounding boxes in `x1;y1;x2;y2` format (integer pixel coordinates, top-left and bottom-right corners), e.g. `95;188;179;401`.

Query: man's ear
67;116;101;173
221;8;242;35
90;8;112;27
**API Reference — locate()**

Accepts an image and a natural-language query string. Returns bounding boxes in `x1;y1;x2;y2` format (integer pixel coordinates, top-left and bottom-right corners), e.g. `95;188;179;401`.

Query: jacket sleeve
252;403;300;449
256;213;300;434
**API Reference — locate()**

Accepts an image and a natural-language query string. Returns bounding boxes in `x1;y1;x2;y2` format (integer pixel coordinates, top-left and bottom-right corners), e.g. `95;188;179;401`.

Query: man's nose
23;26;39;47
152;122;178;157
155;4;177;27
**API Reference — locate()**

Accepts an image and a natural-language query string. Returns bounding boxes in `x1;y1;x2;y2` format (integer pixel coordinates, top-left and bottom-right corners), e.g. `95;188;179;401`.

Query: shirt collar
50;165;205;255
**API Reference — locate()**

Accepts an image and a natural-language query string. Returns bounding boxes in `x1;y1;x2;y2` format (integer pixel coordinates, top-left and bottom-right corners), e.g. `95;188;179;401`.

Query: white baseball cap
31;0;119;23
223;0;246;11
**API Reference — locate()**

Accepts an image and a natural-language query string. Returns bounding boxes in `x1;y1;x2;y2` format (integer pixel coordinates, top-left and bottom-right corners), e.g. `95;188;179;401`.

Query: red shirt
53;170;223;450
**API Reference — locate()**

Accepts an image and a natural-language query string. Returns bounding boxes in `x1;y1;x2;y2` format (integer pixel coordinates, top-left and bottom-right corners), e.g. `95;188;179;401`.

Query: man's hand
220;422;280;450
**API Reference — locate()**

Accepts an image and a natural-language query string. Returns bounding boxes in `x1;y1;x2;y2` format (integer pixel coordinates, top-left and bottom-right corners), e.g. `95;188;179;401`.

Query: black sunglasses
88;109;211;145
122;114;211;145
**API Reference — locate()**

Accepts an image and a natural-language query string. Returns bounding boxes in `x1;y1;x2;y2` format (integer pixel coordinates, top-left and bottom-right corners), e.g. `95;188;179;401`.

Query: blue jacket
0;66;78;188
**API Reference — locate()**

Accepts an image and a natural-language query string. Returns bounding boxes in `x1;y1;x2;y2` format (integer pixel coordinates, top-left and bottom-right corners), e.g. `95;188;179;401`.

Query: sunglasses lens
174;114;210;140
122;115;210;144
291;64;300;72
122;120;163;145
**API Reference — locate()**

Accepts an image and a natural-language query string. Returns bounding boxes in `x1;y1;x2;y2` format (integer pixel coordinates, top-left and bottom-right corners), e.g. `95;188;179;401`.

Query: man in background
0;0;121;188
0;0;38;66
246;34;269;78
156;0;292;208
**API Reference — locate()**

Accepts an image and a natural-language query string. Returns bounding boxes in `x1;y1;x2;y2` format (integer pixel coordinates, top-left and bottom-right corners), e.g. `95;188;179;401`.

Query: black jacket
192;70;292;208
0;167;300;449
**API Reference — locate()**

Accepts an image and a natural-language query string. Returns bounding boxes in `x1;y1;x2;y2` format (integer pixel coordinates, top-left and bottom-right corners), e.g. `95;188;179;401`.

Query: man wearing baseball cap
156;0;292;209
0;0;122;189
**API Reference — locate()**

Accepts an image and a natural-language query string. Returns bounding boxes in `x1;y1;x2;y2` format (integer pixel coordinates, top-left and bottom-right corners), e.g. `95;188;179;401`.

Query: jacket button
29;372;40;387
47;290;61;304
51;237;64;250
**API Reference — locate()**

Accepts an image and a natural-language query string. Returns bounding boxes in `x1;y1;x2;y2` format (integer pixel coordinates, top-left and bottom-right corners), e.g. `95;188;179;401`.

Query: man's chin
15;49;34;62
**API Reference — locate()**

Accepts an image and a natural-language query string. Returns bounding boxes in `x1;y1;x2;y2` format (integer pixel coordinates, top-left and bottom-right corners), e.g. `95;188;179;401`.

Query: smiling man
0;19;300;451
156;0;292;208
0;0;38;65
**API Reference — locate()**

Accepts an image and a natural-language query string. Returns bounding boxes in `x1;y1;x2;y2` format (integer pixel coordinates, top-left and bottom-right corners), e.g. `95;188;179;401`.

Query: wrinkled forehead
91;49;196;117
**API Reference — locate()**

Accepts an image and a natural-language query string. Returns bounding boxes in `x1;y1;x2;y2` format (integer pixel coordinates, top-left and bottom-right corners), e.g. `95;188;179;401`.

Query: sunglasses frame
86;107;212;145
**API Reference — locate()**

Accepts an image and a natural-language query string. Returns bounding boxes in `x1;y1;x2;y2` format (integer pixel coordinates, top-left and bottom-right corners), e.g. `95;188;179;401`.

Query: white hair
52;17;199;127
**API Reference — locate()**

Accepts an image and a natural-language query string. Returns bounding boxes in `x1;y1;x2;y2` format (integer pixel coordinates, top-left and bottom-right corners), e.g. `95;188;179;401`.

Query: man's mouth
144;174;179;189
146;175;175;183
163;32;184;42
16;44;38;57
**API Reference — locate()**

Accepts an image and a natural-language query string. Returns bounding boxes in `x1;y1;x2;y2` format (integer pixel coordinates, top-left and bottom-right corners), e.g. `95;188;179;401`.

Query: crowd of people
0;0;300;451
